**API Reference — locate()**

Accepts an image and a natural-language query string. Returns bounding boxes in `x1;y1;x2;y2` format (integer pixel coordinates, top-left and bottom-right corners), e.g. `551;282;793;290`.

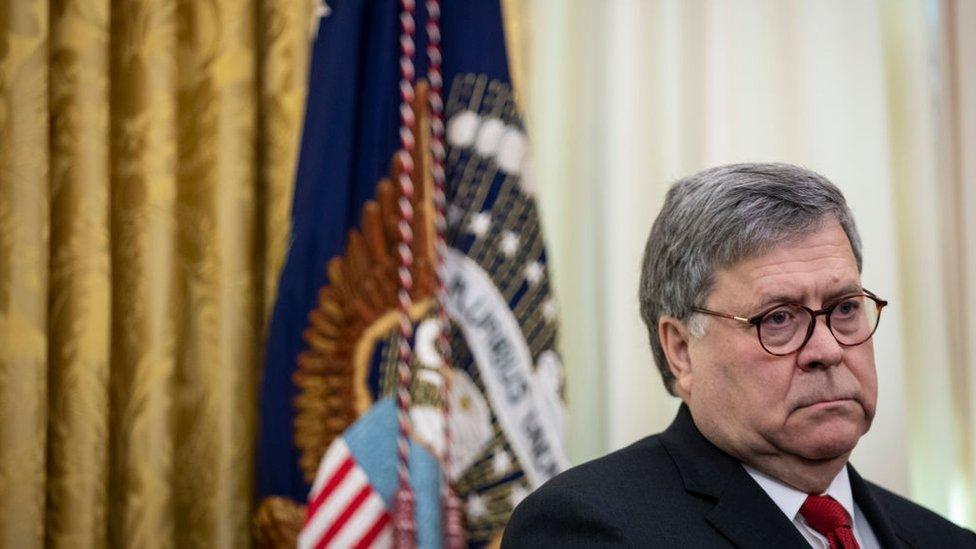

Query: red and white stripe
299;441;393;549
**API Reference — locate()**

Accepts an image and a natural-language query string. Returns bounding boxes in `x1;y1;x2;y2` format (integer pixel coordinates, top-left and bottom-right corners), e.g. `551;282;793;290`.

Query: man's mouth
795;395;858;411
806;398;854;409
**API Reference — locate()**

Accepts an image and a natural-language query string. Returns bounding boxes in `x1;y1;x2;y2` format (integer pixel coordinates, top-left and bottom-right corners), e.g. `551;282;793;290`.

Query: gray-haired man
502;164;975;548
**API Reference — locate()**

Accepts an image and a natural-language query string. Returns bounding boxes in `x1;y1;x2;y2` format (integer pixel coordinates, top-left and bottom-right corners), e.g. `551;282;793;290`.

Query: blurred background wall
506;0;975;530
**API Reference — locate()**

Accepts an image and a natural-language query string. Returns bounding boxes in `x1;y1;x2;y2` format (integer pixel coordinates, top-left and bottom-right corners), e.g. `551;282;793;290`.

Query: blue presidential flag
254;1;567;546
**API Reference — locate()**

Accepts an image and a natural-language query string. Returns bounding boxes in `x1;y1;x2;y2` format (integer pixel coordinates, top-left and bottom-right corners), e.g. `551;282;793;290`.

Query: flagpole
393;0;419;547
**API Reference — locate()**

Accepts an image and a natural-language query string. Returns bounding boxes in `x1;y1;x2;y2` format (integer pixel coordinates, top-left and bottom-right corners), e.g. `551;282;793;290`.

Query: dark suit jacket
502;405;976;548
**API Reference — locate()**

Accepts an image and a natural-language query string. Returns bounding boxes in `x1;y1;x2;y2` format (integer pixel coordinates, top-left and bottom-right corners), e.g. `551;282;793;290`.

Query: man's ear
659;316;694;397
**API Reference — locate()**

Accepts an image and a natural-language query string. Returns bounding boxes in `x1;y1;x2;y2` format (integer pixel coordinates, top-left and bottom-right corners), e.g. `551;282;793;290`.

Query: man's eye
835;299;861;317
763;310;793;326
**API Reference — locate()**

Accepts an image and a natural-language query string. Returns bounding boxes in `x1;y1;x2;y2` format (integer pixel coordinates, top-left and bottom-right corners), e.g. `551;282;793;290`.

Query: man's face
684;219;878;463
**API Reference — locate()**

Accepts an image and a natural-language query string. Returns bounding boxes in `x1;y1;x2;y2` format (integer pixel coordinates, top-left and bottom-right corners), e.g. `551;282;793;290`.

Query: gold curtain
0;0;313;546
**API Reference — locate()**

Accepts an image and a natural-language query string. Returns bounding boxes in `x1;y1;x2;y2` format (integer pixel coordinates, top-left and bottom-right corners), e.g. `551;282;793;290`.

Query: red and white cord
393;0;418;547
425;1;466;547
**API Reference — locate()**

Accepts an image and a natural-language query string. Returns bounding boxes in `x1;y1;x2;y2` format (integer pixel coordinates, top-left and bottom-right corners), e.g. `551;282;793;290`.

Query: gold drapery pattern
0;0;314;546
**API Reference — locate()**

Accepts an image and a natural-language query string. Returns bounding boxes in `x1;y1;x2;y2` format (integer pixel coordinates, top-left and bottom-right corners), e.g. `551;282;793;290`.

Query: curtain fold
878;0;975;528
108;1;179;546
1;1;51;545
48;1;111;546
0;0;312;546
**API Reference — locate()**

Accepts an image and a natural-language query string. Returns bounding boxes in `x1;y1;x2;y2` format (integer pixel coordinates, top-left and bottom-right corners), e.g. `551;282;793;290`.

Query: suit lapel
848;465;913;548
706;471;813;548
660;405;810;548
659;406;917;548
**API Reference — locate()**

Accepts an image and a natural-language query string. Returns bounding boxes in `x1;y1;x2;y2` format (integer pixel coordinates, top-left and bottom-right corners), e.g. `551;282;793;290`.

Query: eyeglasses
692;290;888;356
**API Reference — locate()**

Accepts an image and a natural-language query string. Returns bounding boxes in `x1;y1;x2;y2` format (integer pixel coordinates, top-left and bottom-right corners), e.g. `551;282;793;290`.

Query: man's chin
789;436;858;461
779;415;867;461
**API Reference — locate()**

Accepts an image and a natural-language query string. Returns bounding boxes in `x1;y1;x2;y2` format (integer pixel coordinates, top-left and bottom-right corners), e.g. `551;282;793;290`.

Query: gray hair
638;163;863;395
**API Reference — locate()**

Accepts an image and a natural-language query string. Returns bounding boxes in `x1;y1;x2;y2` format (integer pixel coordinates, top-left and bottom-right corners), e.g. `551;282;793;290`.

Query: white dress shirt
743;464;881;549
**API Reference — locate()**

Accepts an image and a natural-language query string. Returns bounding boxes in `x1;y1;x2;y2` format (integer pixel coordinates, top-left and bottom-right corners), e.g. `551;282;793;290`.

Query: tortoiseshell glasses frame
691;290;888;356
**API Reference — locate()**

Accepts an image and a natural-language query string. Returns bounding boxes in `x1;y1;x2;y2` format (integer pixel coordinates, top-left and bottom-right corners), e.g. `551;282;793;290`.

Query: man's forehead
710;222;861;308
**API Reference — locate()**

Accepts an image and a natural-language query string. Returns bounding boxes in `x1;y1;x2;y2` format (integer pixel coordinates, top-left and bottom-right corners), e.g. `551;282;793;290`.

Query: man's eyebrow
752;283;864;311
822;283;865;304
752;293;801;312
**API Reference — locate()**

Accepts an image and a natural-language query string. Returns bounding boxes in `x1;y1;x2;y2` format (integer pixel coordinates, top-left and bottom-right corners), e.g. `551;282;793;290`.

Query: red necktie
799;494;861;549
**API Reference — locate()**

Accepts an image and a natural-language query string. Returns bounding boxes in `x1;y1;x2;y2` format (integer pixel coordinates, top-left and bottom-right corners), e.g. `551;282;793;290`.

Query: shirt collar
743;464;855;522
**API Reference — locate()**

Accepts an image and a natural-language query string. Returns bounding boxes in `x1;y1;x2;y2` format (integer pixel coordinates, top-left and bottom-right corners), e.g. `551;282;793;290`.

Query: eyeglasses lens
829;295;880;344
759;304;809;353
759;296;881;354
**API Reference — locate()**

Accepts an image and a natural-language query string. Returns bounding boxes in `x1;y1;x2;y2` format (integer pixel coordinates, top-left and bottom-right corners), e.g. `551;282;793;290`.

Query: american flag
298;439;392;549
297;397;443;548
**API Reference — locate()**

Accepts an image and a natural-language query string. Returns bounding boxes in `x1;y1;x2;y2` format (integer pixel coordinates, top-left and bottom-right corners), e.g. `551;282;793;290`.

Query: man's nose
797;315;844;370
